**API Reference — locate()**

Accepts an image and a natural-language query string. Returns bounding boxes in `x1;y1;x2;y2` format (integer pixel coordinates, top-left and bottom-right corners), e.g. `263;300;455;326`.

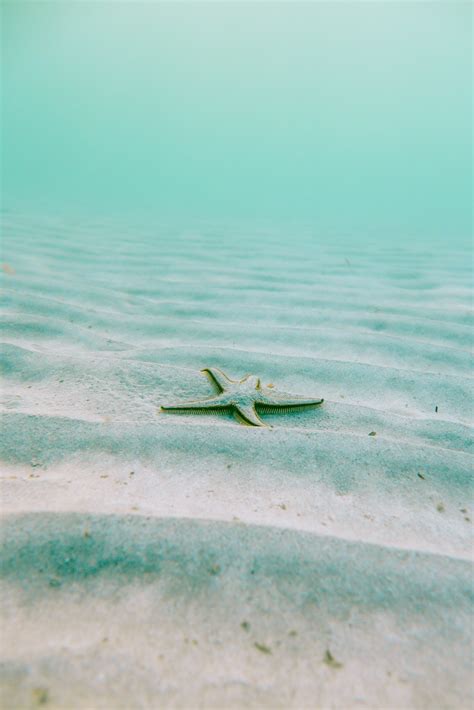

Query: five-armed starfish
161;367;324;427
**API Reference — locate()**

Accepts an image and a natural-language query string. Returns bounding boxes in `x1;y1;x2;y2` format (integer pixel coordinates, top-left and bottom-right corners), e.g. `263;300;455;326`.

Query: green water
2;1;472;243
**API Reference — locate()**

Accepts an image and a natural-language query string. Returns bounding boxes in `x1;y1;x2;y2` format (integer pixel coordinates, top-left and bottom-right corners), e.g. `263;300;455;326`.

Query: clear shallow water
1;1;473;707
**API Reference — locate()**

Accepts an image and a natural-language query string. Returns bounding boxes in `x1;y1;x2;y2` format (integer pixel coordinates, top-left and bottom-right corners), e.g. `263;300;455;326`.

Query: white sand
1;213;472;708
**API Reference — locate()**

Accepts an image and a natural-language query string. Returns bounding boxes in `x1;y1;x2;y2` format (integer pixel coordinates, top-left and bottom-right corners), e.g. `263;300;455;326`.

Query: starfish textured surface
161;367;324;426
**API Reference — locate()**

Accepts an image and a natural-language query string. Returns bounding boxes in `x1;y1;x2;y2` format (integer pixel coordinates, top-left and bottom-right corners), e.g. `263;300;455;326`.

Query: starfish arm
201;367;234;392
256;392;324;408
234;404;266;427
161;393;229;411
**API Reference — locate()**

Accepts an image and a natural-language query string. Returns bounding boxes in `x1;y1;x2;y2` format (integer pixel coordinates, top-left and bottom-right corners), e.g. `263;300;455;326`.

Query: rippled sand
1;212;472;709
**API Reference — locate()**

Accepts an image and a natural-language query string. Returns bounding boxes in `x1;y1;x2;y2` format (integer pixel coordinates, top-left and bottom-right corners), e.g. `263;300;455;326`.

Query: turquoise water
1;4;473;708
2;1;472;242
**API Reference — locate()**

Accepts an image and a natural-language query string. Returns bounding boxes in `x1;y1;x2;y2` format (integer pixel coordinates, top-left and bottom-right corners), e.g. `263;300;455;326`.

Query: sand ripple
1;213;473;708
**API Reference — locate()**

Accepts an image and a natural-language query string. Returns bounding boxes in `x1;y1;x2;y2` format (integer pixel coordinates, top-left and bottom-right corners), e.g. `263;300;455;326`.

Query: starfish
160;367;324;427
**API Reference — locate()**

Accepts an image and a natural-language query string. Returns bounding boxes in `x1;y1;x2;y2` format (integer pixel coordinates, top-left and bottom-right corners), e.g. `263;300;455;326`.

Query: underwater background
1;2;473;709
2;1;472;242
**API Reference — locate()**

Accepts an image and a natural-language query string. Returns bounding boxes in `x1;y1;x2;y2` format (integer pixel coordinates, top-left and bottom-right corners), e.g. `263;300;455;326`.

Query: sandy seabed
1;212;472;709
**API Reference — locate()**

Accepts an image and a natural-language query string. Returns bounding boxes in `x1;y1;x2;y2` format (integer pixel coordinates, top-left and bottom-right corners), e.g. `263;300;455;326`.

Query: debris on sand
254;642;271;654
324;649;343;668
32;687;49;705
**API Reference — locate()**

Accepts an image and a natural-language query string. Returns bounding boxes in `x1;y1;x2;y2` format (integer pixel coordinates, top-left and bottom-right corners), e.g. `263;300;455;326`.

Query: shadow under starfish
161;367;324;427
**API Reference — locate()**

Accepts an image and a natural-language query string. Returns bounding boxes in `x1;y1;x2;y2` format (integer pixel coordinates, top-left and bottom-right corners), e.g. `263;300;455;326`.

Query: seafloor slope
1;213;473;709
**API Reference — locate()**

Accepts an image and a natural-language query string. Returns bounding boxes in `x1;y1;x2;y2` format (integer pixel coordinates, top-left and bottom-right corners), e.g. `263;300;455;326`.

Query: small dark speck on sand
324;650;343;668
32;688;49;705
417;473;425;480
368;431;377;437
209;564;221;575
460;508;467;513
435;406;438;413
241;621;250;631
436;503;445;513
288;630;298;637
254;642;271;654
49;578;61;588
